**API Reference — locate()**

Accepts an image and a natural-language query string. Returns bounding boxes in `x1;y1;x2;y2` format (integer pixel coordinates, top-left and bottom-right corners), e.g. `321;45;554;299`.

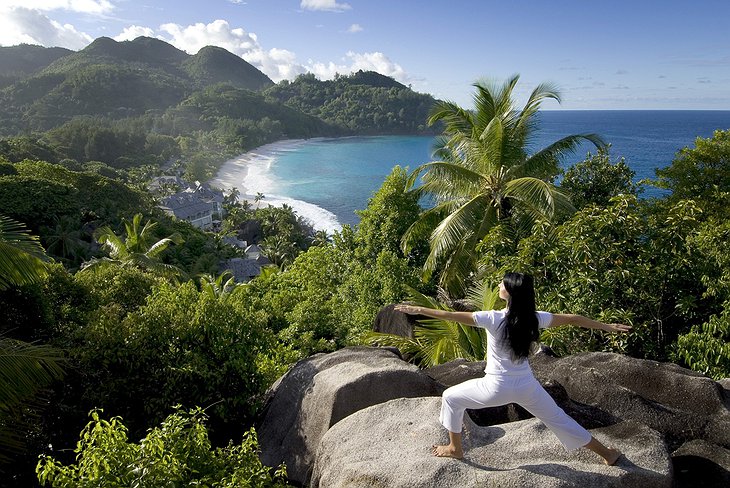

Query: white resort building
157;180;225;230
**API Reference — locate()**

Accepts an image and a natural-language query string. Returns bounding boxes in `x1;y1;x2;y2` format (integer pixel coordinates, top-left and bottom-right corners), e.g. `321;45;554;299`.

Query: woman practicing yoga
395;272;630;465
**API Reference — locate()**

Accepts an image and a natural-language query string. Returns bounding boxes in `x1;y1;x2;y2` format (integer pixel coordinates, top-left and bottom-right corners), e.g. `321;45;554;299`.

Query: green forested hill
0;44;73;89
0;37;276;133
182;45;274;91
264;71;438;134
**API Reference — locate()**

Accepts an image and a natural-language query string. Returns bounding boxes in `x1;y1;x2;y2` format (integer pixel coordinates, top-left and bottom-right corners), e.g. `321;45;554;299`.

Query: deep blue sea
215;111;730;232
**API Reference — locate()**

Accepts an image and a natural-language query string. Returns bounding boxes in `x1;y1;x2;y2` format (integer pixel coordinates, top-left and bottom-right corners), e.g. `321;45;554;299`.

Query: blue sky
1;0;729;109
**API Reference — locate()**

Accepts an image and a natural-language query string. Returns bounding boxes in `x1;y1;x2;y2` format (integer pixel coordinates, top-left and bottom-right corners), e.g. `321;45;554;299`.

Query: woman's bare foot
432;444;463;459
584;436;622;465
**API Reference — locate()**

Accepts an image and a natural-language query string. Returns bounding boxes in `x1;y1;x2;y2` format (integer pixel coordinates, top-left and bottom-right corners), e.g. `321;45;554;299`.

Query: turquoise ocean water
216;111;730;231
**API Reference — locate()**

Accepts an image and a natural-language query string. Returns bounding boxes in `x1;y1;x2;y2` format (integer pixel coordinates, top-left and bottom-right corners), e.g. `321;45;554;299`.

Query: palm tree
311;229;331;247
198;270;246;302
42;215;84;264
224;187;240;208
260;234;298;269
0;214;65;460
402;75;605;296
254;192;265;209
365;282;502;367
80;213;184;279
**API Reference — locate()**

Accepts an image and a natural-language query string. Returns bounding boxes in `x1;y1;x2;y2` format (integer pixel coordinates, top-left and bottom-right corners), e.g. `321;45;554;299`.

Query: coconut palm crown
80;213;184;279
402;75;606;296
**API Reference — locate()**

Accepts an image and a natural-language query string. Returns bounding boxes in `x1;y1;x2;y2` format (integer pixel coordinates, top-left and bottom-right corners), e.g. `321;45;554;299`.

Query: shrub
70;281;271;441
37;407;290;487
675;308;730;380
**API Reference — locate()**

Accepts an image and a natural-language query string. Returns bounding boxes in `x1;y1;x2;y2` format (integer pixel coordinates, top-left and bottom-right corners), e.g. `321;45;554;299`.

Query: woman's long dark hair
502;272;539;361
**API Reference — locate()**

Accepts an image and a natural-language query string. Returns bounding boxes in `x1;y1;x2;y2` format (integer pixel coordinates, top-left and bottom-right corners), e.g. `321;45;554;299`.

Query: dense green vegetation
37;408;289;487
1;46;729;485
264;71;437;134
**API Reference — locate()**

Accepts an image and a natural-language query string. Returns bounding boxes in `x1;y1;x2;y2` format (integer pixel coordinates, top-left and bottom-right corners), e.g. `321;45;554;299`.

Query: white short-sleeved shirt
472;310;553;376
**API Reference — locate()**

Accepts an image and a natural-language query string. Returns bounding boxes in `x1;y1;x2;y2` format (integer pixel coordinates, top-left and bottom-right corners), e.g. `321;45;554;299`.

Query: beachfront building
159;192;215;229
191;181;225;218
147;176;192;196
157;180;226;230
222;245;271;282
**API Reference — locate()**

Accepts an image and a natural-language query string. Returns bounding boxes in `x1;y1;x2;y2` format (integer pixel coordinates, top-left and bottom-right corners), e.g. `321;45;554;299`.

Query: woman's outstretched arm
394;304;476;326
549;314;632;333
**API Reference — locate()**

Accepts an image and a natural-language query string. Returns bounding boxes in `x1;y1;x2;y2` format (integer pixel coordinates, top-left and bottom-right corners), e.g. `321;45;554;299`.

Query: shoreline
210;139;343;234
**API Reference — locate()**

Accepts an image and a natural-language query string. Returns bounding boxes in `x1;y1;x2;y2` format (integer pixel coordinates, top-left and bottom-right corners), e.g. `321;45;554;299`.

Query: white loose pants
440;374;592;451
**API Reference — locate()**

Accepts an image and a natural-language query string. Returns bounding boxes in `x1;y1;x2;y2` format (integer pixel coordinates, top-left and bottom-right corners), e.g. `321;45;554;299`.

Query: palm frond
0;215;49;290
478;115;504;170
415;161;486;200
466;281;504;311
403;285;443;308
141;258;186;281
363;332;425;361
425;195;490;272
521;82;562;121
0;338;65;412
519;134;606;179
428;100;474;135
401;203;451;255
472;75;519;128
95;226;127;259
145;233;184;259
78;256;119;273
505;177;575;221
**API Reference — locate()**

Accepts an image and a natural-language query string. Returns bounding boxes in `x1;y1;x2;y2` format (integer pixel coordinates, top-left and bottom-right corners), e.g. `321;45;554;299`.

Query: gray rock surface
530;351;730;449
310;397;672;488
256;346;441;485
672;439;730;488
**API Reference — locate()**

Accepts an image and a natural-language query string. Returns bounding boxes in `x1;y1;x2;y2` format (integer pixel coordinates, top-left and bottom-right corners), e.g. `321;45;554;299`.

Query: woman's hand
394;304;421;315
603;323;632;333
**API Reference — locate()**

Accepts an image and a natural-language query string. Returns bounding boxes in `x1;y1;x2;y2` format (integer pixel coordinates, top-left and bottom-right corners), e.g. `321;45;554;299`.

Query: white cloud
113;25;155;42
154;20;304;82
247;47;307;81
0;7;93;49
307;51;408;83
347;23;363;33
300;0;351;12
159;20;259;56
0;1;114;15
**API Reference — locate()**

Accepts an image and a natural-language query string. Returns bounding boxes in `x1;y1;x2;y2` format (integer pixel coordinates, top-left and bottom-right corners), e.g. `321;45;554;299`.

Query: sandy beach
210;139;342;234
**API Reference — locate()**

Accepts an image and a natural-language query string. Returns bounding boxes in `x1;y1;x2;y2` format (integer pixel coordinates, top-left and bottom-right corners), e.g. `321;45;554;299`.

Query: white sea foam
211;140;342;234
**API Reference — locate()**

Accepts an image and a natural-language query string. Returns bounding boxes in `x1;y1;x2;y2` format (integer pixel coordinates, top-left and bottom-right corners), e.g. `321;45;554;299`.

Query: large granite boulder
256;346;441;485
529;352;730;449
671;439;730;488
310;397;672;488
